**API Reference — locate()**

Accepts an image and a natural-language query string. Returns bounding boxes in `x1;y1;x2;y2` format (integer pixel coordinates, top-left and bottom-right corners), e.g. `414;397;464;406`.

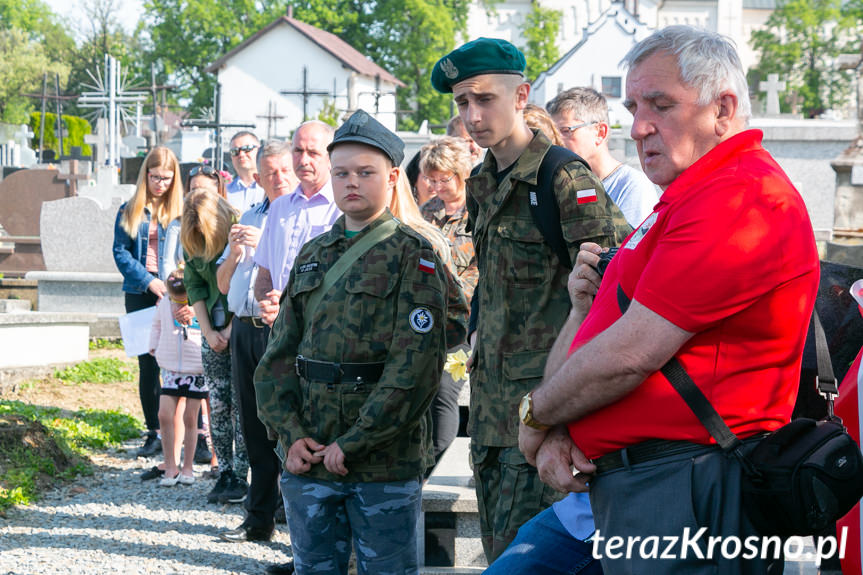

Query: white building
205;10;405;137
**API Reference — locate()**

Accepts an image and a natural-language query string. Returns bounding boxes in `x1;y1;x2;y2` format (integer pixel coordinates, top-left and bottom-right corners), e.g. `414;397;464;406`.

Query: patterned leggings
201;338;248;479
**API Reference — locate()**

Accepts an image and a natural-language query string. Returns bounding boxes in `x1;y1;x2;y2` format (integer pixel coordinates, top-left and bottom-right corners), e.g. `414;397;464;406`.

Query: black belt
237;315;266;328
592;439;718;475
592;434;767;475
295;355;385;385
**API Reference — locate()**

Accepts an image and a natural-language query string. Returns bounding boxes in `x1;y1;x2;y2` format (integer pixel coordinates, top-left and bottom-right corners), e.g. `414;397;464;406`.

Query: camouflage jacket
421;198;478;301
467;130;632;446
254;210;449;482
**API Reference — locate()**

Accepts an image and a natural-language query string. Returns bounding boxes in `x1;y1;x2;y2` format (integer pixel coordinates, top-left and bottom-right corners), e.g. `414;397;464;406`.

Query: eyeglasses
189;164;217;177
148;173;173;184
558;121;599;135
230;144;258;157
423;174;457;188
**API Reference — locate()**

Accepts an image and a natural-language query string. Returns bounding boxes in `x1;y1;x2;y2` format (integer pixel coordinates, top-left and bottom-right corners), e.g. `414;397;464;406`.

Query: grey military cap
328;109;405;166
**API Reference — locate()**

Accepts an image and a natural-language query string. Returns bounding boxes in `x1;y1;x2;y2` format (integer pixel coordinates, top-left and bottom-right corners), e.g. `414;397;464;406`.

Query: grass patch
54;357;135;384
89;338;124;350
0;401;141;513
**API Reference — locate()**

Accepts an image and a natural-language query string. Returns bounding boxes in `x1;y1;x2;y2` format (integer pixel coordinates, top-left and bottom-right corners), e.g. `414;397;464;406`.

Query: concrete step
0;298;30;312
419;568;485;575
421;437;486;570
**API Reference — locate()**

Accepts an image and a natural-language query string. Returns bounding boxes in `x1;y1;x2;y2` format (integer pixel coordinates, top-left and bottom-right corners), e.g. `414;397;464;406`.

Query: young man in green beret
254;109;449;574
431;37;632;563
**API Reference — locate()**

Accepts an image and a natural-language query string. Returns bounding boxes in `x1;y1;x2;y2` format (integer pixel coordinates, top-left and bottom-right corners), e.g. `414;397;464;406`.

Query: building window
602;76;622;98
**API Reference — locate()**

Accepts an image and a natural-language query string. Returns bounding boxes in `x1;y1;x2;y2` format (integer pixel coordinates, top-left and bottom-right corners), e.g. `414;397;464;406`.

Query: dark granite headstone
121;156;145;185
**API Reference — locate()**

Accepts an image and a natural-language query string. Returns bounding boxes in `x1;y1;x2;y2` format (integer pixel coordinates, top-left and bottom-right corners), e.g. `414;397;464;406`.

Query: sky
43;0;144;42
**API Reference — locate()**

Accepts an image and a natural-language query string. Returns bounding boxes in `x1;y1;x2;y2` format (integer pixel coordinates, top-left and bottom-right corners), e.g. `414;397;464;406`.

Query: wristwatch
519;391;550;430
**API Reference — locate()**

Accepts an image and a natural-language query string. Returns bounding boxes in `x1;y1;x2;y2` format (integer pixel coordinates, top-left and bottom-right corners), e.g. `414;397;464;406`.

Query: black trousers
125;291;160;432
230;317;279;530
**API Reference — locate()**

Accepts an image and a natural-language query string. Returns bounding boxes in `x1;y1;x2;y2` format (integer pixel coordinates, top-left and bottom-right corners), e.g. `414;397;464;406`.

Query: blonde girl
113;146;184;457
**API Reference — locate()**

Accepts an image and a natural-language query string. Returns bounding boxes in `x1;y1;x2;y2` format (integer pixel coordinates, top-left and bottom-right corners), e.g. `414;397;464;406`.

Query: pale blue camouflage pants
280;473;421;575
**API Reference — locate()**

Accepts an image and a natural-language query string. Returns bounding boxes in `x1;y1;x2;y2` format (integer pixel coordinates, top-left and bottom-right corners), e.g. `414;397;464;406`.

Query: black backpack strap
530;145;589;270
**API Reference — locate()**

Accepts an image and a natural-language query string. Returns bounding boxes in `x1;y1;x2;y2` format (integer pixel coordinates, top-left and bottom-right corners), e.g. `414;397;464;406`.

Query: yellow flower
443;348;470;383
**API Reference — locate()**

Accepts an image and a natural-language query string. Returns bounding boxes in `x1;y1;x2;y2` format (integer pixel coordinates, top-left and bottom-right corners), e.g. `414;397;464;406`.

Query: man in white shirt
254;121;340;325
216;140;294;546
547;87;658;228
226;131;267;213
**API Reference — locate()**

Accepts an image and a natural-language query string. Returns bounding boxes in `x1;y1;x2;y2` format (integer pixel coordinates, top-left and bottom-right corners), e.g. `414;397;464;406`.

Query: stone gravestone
759;74;786;117
26;196;125;314
831;47;863;237
0;169;69;276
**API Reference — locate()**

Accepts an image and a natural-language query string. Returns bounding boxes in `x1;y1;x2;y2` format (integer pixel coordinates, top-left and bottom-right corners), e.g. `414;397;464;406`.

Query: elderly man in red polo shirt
517;26;819;574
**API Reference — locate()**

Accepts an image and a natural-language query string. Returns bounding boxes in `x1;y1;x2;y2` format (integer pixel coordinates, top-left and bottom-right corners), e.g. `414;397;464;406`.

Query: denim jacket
113;203;172;293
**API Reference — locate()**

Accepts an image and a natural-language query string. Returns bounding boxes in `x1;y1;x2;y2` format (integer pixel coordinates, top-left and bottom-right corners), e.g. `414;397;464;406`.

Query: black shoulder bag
618;286;863;536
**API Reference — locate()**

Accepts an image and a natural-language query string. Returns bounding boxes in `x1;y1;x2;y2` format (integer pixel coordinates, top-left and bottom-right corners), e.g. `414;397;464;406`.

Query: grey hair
256;139;291;172
292;120;335;145
621;25;751;121
546;87;609;125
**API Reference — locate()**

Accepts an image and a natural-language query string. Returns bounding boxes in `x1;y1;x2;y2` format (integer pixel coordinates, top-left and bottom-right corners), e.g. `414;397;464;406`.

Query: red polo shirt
567;130;819;460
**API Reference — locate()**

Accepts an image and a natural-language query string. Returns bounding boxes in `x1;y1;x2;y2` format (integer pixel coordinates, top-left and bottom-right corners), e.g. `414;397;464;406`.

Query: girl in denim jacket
112;146;184;457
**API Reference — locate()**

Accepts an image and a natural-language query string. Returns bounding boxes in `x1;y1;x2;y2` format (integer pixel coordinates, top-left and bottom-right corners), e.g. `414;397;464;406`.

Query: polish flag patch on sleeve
418;258;436;274
577;189;598;204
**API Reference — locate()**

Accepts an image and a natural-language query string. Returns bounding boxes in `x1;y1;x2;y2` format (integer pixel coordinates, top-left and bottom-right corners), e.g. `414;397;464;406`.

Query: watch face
519;395;530;421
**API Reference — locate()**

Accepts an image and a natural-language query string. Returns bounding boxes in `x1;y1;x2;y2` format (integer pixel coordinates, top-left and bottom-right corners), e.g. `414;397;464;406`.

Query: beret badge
441;58;459;79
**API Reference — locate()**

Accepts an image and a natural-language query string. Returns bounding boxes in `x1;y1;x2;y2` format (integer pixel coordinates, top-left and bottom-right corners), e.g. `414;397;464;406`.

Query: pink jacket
149;297;203;375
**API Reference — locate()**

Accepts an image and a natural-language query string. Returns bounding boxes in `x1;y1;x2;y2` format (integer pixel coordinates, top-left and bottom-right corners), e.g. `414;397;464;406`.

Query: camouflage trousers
201;339;248;480
471;443;564;563
280;473;422;575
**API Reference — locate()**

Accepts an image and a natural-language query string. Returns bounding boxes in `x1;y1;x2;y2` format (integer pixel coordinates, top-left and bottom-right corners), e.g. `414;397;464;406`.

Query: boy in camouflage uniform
431;38;632;562
254;109;449;575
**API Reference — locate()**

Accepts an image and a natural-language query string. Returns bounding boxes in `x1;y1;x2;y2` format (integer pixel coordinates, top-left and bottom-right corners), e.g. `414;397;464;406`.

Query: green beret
431;37;526;93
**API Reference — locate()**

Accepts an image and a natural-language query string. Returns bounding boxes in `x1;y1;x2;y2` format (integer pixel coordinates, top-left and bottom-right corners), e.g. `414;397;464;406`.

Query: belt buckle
295;355;304;378
251;316;265;328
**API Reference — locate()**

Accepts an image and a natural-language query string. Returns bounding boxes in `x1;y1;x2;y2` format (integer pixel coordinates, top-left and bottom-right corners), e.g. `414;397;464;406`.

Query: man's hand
569;243;604;318
259;289;281;326
285;437;325;474
172;304;194;326
229;224;261;253
518;421;550;467
315;442;348;476
535;426;595;493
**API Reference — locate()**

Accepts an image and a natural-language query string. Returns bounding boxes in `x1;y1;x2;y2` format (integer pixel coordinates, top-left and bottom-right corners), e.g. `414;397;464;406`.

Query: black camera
594;247;619;278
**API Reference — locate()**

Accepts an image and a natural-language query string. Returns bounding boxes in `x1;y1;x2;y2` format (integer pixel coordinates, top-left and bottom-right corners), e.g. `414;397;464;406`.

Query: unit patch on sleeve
409;307;434;333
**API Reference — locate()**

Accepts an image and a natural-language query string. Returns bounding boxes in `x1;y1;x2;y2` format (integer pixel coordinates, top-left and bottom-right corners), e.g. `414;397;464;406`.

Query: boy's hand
285;437;325;474
315;443;348;476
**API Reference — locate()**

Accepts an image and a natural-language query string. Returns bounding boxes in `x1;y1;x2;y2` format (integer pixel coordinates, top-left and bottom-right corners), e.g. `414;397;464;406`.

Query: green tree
520;2;561;82
0;28;69;123
750;0;860;117
0;0;75;62
0;0;73;123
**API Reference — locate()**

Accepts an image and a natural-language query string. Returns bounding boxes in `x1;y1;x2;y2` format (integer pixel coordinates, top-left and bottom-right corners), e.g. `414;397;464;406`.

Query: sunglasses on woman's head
189;165;217;177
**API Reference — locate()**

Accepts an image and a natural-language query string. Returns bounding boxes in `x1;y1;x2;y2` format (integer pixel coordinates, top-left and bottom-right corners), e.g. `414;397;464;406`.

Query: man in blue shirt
226;131;268;213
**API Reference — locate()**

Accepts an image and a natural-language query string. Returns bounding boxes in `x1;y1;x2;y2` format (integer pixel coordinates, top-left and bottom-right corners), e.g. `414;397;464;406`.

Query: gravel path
0;440;291;575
